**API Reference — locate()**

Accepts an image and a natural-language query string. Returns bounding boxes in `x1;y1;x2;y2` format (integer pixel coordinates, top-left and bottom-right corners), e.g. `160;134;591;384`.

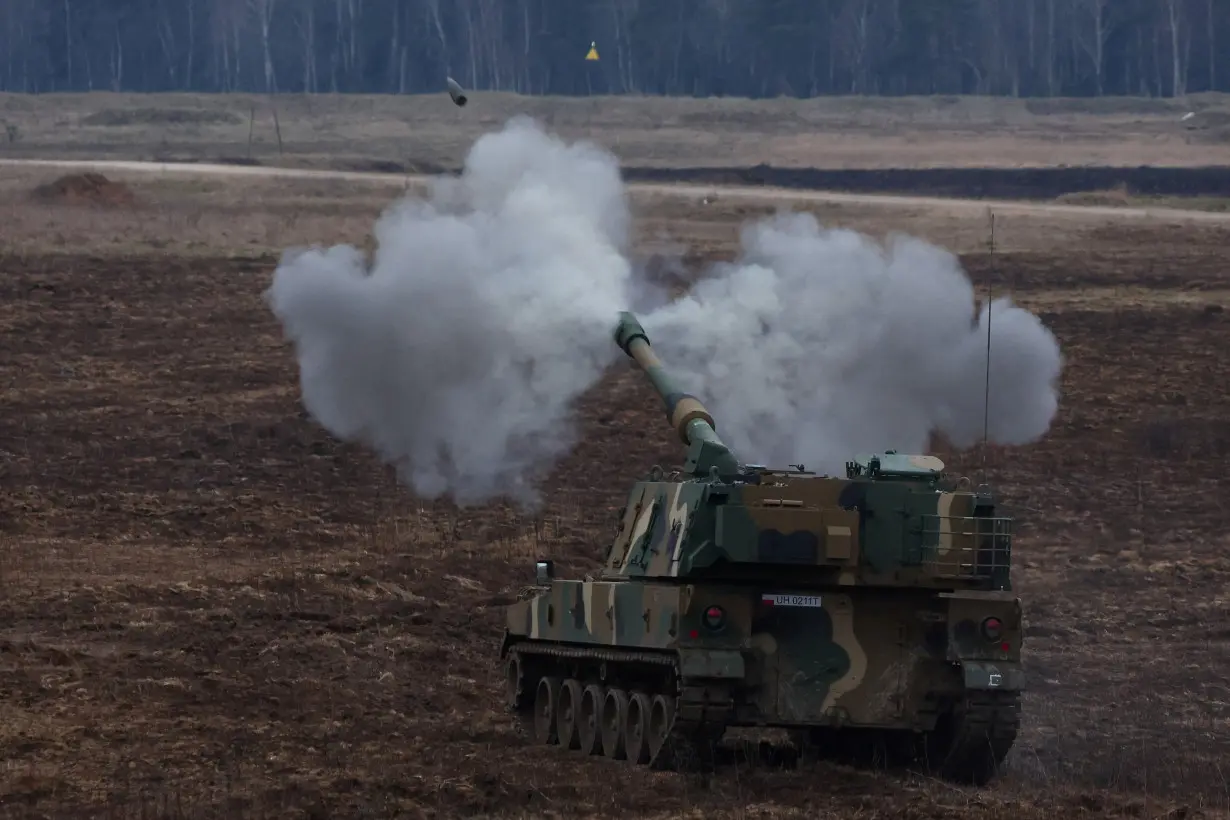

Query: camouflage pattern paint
500;311;1026;779
505;580;1022;729
601;471;1011;592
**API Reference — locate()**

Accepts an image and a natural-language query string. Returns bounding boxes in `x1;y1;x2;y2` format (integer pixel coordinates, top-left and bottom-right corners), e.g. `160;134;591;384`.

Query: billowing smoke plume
268;118;1062;507
265;117;634;507
641;212;1063;473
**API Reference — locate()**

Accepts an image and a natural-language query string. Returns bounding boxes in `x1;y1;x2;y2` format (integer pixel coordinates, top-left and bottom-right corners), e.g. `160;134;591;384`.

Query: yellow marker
585;41;600;61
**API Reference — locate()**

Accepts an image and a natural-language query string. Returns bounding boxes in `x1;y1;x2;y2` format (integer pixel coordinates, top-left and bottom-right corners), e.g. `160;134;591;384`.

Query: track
3;157;1230;223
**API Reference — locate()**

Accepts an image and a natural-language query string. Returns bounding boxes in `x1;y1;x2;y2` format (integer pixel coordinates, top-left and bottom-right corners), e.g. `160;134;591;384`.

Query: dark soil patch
28;172;137;208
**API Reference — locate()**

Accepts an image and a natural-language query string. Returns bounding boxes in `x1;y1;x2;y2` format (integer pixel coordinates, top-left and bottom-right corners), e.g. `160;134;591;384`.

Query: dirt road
3;156;1229;223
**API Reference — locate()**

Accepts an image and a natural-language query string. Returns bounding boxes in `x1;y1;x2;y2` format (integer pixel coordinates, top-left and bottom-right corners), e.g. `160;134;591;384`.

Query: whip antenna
981;211;995;485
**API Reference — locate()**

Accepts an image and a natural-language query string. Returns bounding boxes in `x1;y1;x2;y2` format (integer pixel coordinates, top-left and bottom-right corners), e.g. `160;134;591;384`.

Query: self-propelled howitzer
500;311;1023;784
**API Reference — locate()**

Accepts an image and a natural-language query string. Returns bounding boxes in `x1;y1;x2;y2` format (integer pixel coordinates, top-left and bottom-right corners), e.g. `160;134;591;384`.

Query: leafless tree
0;0;1224;97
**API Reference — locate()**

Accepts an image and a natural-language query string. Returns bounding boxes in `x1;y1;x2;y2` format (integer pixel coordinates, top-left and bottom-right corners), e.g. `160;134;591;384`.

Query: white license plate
761;593;821;608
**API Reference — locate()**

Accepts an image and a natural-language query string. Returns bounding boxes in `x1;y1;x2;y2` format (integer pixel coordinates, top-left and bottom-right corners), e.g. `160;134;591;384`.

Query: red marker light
1001;641;1011;652
688;629;699;639
702;605;726;631
980;617;1003;641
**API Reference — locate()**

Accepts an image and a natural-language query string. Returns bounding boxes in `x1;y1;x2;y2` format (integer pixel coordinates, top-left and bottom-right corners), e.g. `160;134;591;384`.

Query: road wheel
578;683;605;755
505;653;535;737
556;678;584;750
646;694;675;769
505;653;525;709
625;691;653;765
533;675;561;745
600;687;629;760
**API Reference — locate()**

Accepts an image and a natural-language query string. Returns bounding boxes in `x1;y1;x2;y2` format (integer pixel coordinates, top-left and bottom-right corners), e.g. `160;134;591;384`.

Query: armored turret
604;312;1012;592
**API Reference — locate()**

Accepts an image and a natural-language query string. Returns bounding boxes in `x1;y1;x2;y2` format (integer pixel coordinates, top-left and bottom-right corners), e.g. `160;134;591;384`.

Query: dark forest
1;0;1225;99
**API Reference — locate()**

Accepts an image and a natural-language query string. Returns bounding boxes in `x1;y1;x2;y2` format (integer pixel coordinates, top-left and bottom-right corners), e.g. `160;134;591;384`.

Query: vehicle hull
501;580;1022;783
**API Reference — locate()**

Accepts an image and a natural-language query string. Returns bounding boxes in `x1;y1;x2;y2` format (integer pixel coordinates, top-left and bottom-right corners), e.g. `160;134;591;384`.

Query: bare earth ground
2;159;1230;818
2;91;1230;170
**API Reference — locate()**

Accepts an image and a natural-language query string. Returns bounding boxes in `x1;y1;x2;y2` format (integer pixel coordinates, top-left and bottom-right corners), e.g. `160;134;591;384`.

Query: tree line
0;0;1225;99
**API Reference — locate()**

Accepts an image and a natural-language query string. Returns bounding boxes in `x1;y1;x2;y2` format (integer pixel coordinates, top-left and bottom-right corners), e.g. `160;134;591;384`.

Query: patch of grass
1057;183;1230;212
1;90;1229;170
80;107;245;127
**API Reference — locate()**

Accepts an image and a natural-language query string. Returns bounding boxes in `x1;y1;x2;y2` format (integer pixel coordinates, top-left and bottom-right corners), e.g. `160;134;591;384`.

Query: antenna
980;211;995;485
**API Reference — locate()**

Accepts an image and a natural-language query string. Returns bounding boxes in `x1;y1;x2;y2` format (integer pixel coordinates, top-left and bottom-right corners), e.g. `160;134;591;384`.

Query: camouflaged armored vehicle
500;312;1022;783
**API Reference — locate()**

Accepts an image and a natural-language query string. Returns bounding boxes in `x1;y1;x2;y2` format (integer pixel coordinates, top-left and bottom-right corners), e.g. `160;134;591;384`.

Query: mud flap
960;660;1024;691
678;649;745;679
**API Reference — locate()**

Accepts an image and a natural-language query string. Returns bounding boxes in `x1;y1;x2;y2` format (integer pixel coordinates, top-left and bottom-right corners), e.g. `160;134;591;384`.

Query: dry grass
2;176;1230;818
2;90;1230;170
0;168;399;257
4;166;1227;262
1057;190;1230;211
1057;183;1230;212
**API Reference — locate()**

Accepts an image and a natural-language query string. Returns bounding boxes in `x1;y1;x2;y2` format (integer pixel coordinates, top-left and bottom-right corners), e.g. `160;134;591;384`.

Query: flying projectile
446;77;468;107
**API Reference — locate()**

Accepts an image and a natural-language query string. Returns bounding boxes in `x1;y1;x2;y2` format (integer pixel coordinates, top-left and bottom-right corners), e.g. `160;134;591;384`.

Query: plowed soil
2;219;1229;819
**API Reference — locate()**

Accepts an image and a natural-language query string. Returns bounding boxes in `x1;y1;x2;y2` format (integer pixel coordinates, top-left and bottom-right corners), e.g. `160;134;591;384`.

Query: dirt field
3;91;1230;172
2;162;1230;819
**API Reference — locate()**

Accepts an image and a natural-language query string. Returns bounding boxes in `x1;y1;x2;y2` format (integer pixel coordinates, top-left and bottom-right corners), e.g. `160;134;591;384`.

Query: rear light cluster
686;605;727;640
981;617;1011;652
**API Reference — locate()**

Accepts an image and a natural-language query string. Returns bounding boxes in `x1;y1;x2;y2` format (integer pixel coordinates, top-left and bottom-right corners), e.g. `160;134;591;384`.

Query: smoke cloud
268;118;1062;507
641;212;1063;474
265;117;634;507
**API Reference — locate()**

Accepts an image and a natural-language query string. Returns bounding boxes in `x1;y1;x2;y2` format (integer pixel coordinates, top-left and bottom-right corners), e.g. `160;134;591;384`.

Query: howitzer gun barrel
613;313;736;476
